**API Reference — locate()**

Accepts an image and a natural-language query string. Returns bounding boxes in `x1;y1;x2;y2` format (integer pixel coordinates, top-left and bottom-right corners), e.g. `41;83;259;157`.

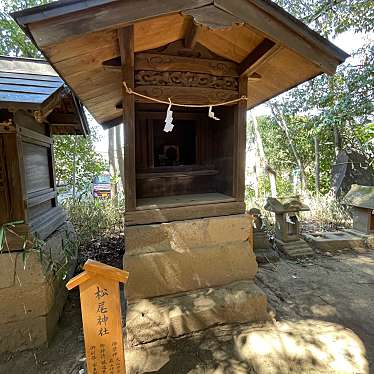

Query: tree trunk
108;126;117;196
271;103;307;192
115;124;125;191
250;111;277;197
333;124;342;157
314;136;320;193
72;136;77;201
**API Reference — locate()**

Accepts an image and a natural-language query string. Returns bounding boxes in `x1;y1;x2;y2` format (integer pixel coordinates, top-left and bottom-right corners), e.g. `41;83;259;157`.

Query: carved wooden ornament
66;260;129;374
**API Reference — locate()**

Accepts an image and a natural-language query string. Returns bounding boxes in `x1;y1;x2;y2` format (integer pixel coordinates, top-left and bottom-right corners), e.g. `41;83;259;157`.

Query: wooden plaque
67;260;129;374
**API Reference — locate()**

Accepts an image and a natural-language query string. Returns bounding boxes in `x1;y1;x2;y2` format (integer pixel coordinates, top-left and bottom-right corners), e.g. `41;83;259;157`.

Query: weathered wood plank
1;133;26;223
246;47;321;109
0;83;59;95
184;17;199;49
0;72;61;82
18;126;53;145
134;86;239;105
239;38;279;76
22;142;51;194
125;201;245;225
0;91;49;104
183;4;242;29
0;77;61;87
118;26;136;211
247;0;348;61
196;23;263;63
214;0;342;74
27;190;56;208
27;0;213;47
135;53;239;77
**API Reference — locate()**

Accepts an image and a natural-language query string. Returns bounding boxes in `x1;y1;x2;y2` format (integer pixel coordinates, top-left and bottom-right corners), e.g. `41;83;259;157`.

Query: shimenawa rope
122;80;248;132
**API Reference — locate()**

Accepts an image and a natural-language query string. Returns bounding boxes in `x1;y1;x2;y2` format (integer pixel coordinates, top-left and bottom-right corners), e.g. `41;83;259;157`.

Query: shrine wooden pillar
233;76;248;202
118;26;136;211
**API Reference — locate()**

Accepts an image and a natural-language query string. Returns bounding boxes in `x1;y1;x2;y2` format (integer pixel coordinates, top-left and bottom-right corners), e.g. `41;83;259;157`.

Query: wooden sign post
66;260;129;374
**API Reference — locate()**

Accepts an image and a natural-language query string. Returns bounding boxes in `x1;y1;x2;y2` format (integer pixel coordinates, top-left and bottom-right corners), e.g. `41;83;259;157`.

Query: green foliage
0;0;51;57
54;120;107;197
62;198;123;248
253;0;374;196
274;0;374;36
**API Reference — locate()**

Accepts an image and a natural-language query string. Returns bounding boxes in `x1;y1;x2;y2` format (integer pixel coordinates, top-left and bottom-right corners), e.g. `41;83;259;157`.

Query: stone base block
125;241;257;301
125;214;251;256
253;231;271;249
0;222;76;353
304;230;369;252
254;248;280;264
253;231;279;263
126;280;268;346
274;239;314;258
124;215;257;301
0;285;67;352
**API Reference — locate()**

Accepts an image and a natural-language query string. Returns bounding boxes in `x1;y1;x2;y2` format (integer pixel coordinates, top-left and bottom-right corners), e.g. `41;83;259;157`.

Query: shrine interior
135;103;236;209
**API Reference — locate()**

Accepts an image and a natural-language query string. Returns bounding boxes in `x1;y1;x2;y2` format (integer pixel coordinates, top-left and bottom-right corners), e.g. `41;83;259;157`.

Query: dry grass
246;192;352;234
63;198;124;248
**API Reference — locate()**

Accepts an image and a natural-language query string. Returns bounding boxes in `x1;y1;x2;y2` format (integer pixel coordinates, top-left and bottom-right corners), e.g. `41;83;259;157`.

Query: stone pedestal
304;229;373;252
265;196;313;258
0;222;76;353
249;209;279;263
124;215;268;344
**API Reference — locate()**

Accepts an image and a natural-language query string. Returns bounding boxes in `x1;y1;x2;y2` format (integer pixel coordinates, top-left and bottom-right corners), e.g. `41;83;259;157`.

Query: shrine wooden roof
264;196;310;213
345;184;374;210
0;56;63;107
12;0;349;127
0;56;89;135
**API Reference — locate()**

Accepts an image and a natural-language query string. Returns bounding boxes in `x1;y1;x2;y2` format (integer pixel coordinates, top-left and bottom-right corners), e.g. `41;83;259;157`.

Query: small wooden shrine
13;0;347;349
345;184;374;235
0;56;88;352
265;196;314;258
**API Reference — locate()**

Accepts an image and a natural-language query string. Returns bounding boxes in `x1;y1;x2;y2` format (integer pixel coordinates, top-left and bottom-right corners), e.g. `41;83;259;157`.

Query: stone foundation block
304;230;368;252
124;241;257;301
0;253;16;289
124;214;257;301
126;280;268;346
125;214;252;255
0;222;75;353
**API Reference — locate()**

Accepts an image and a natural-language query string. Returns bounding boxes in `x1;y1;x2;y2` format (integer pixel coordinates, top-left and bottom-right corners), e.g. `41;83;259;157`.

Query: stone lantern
265;196;314;258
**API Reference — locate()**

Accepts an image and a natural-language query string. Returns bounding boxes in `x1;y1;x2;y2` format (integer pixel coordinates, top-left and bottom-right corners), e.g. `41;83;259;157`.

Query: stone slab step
275;239;314;258
126;280;268;346
254;248;280;264
303;230;368;252
253;231;271;249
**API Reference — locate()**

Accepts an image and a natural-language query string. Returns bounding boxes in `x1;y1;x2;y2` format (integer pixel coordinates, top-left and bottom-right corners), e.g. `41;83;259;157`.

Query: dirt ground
1;247;373;374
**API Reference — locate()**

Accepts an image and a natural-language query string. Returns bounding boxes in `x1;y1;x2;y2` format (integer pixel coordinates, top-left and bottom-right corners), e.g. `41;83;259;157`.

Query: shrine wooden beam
47;113;79;124
101;116;123;129
239;38;279;77
21;0;213;47
184;18;199;50
103;54;239;77
214;0;344;75
118;26;136;211
134;86;239;105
